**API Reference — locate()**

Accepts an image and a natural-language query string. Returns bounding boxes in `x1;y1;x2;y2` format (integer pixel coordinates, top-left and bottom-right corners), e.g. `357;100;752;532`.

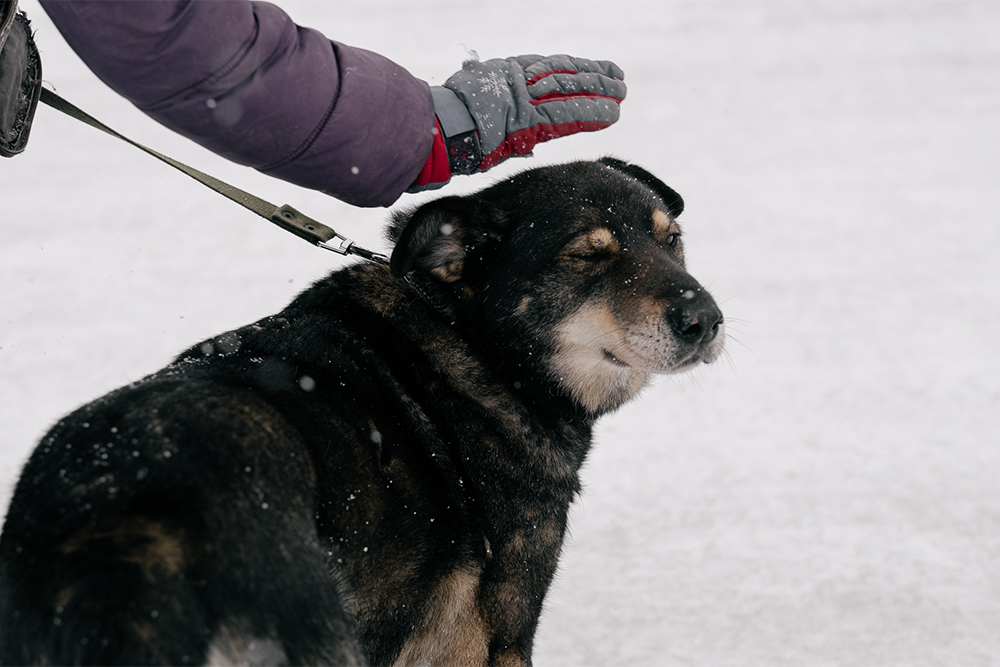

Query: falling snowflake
478;71;507;98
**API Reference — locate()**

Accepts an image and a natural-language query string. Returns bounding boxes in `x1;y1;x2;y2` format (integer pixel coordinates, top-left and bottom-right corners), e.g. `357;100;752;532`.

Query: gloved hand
0;0;42;158
410;54;625;191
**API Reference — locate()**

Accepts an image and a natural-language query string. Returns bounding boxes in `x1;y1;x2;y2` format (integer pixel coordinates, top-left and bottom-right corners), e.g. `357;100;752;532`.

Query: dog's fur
0;159;723;666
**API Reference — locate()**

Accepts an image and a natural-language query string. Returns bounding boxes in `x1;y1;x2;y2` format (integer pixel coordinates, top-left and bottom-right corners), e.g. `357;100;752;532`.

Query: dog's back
0;159;724;666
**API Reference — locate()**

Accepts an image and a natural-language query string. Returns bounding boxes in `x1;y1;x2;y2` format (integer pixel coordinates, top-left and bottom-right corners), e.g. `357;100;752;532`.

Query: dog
0;158;724;666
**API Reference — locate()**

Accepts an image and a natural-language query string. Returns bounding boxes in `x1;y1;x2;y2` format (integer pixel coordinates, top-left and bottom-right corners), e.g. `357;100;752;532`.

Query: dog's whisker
720;346;740;375
724;332;754;355
582;329;627;347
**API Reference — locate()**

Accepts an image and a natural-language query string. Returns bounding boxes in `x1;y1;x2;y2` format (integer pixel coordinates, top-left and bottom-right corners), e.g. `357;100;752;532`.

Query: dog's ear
599;157;684;217
389;196;496;281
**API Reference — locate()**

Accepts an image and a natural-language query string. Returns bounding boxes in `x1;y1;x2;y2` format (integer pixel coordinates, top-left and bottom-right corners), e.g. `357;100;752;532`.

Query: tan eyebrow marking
560;227;621;258
651;209;680;246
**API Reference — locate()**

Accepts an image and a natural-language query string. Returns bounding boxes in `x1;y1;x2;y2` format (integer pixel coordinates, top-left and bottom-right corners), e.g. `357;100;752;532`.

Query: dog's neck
405;272;456;323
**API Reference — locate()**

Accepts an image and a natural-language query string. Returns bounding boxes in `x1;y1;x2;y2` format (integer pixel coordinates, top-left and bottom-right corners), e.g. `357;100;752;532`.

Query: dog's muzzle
665;288;724;347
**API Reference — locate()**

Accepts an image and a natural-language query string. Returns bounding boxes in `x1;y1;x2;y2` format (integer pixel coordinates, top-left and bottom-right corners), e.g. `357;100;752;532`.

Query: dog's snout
667;292;723;345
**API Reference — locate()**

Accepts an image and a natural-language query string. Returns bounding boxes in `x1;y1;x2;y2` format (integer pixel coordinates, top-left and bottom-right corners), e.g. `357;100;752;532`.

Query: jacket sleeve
38;0;436;208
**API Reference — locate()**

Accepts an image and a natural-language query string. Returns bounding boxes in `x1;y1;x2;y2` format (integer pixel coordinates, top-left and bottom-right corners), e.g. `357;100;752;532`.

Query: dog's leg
0;387;366;666
1;493;363;666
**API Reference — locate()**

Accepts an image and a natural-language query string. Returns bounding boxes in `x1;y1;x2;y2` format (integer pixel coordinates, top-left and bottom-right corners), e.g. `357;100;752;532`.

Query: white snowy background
2;1;999;664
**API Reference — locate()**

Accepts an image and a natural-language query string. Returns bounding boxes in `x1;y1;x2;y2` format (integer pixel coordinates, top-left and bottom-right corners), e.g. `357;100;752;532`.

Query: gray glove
0;0;42;158
411;54;625;190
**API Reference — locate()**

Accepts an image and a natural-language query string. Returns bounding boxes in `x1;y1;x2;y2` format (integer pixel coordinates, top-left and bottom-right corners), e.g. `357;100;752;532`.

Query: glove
410;54;625;191
0;0;42;158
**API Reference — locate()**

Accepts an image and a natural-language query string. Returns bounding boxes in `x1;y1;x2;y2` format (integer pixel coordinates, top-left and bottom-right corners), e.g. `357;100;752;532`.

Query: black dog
0;159;724;666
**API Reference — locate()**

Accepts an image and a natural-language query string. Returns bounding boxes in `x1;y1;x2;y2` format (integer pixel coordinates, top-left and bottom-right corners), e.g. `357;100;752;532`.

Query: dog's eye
663;233;678;248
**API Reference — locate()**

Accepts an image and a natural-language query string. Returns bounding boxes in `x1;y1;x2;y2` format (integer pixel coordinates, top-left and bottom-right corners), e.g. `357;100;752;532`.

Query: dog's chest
369;509;570;667
390;564;488;666
298;298;593;664
319;427;579;666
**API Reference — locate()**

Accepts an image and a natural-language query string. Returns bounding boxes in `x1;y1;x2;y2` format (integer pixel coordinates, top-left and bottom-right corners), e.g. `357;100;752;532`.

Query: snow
2;1;999;664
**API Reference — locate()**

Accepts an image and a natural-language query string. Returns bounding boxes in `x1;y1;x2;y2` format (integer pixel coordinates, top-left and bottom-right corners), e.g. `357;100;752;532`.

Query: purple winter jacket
39;0;436;208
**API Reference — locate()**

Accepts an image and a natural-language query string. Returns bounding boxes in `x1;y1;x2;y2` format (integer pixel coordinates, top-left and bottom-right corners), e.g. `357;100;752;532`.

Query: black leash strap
39;87;388;263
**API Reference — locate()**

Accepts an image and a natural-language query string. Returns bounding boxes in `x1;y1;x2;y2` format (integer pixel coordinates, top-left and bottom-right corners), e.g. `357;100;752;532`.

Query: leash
38;87;389;264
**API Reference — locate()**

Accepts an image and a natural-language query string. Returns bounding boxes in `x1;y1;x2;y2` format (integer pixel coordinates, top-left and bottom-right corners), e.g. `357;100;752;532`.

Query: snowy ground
3;1;999;664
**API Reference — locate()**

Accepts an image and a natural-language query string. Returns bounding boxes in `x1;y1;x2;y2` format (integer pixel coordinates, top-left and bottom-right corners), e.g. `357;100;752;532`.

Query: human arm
39;0;433;207
39;1;626;208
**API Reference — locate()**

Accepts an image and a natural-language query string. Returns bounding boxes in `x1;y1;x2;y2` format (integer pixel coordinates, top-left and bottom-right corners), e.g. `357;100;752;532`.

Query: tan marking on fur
651;209;673;243
538;517;563;547
355;264;410;316
132;620;155;642
53;586;75;610
122;531;186;578
494;580;527;615
505;530;527;557
560;227;620;259
549;303;650;413
652;209;684;261
58;516;203;581
516;295;533;315
612;281;725;372
430;260;464;283
494;650;528;667
355;558;419;625
587;227;617;251
393;566;487;667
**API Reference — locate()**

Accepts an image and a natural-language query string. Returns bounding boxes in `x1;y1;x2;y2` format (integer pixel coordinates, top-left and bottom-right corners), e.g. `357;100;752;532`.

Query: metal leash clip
319;233;390;264
329;242;390;264
271;204;388;264
317;233;356;255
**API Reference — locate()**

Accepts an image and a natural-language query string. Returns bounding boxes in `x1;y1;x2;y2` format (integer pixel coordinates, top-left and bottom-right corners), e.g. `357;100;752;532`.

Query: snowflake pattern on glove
478;71;508;98
443;54;626;171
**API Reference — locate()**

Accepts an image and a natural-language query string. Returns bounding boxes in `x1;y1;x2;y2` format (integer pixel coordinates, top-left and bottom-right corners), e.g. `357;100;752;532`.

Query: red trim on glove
412;119;452;188
525;69;580;86
529;91;625;106
479;120;614;171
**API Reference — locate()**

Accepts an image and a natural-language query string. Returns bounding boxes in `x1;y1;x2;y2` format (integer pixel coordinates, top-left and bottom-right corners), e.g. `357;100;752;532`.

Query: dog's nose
667;291;723;345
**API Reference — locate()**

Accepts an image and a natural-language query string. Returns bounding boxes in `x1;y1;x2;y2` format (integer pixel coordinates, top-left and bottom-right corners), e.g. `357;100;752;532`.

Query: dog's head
389;158;724;415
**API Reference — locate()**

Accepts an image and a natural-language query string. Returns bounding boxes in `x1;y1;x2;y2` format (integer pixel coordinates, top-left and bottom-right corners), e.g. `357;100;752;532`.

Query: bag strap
39;88;388;263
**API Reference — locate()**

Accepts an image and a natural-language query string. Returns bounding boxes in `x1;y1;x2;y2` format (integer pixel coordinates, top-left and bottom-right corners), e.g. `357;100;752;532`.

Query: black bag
0;0;41;157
